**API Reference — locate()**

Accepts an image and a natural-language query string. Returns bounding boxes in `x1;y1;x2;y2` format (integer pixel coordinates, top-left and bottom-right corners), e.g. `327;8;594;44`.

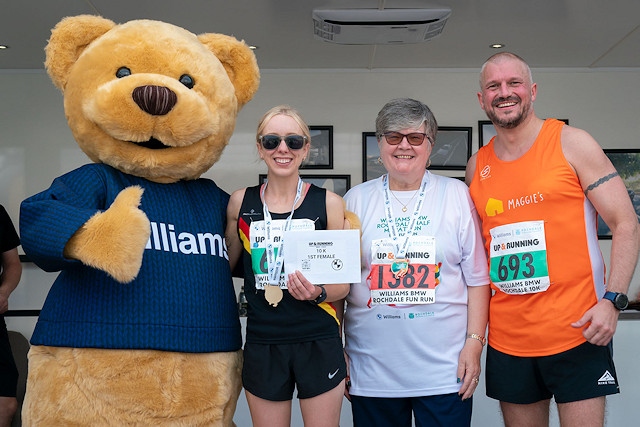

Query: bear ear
197;33;260;108
45;15;116;91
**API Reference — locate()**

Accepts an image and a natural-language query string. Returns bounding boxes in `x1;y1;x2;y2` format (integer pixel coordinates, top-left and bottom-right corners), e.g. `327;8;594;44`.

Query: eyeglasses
382;132;430;146
259;134;307;150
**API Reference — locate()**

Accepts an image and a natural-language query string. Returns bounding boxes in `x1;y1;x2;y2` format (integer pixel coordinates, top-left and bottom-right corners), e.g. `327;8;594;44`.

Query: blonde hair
256;105;311;142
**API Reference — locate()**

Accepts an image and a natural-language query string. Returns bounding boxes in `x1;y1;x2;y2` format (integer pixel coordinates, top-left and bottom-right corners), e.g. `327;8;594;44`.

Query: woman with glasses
343;98;490;427
225;105;349;427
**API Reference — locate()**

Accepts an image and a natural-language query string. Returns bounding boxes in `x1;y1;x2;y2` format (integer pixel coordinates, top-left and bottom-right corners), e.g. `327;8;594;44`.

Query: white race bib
368;236;439;305
489;220;550;294
250;218;315;289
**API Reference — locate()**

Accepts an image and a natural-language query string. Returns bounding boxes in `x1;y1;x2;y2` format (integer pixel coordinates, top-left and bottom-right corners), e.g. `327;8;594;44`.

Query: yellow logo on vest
485;198;504;216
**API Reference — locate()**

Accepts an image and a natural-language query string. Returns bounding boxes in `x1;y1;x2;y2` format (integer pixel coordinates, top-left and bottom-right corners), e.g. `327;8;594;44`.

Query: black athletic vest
238;184;341;344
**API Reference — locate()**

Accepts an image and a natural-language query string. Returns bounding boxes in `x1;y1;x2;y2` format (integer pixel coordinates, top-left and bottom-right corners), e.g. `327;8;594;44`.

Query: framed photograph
362;132;386;182
479;119;569;147
301;125;333;169
431;126;472;170
259;174;351;197
478;120;496;148
597;149;640;239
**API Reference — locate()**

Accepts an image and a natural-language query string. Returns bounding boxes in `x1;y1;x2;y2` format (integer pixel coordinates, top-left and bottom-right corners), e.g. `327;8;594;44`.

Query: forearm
0;271;21;298
466;285;490;339
225;232;242;272
224;191;243;272
607;221;640;293
324;283;350;303
307;282;350;304
0;249;22;297
0;249;22;313
333;299;345;336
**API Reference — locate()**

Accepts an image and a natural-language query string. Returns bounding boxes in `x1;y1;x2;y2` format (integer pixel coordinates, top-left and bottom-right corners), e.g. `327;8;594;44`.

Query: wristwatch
602;291;629;311
311;285;327;305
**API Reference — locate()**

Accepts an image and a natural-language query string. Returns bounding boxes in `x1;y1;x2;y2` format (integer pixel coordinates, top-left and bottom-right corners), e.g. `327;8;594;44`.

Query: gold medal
264;284;283;307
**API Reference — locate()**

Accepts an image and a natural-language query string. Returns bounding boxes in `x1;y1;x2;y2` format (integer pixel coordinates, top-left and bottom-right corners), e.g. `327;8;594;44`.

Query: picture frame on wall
301;125;333;169
430;126;472;170
478;120;496;148
479;119;569;147
362;132;385;182
259;174;351;197
597;148;640;239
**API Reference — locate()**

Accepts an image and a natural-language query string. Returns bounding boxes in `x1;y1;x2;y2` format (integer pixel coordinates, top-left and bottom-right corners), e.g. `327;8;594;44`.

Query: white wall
1;67;639;426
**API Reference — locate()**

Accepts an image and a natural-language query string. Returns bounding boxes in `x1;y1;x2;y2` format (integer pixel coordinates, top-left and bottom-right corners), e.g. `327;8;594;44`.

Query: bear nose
132;85;177;116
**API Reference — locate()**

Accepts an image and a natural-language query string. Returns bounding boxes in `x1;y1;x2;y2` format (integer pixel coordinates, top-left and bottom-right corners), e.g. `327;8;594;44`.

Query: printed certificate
283;229;361;284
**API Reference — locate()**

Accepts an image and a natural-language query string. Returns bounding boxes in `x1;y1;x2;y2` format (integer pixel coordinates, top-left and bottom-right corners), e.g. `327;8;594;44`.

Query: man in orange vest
466;52;639;427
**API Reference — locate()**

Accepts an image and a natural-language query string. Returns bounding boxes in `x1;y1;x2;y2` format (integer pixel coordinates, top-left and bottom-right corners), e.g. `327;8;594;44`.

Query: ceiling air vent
312;8;452;45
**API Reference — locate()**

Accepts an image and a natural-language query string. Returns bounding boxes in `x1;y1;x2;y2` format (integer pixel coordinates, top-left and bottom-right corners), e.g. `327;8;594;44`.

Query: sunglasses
259;134;307;150
382;132;430;146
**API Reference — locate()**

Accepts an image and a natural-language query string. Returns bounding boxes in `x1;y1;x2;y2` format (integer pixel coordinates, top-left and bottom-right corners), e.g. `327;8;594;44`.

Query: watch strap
311;285;327;304
603;291;628;310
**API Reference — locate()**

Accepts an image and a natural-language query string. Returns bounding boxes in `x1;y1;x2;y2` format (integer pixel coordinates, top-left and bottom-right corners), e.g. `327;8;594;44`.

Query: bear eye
116;67;131;78
179;74;195;89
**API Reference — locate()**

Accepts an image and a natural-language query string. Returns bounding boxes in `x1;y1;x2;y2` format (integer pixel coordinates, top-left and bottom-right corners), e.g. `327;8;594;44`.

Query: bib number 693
494;253;535;282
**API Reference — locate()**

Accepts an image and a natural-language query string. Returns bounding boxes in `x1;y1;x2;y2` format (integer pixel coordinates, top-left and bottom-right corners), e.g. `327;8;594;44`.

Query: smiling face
60;21;241;183
478;55;537;129
379;124;433;189
257;114;310;178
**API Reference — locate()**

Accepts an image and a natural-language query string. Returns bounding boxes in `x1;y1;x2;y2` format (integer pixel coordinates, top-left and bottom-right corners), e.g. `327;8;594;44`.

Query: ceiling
1;0;639;71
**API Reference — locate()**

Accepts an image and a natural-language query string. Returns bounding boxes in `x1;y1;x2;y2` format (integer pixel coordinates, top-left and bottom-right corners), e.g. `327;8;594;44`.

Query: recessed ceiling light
490;43;505;49
0;45;9;50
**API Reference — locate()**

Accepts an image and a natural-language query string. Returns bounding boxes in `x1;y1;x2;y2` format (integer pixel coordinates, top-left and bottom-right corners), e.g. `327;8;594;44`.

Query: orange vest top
469;119;605;357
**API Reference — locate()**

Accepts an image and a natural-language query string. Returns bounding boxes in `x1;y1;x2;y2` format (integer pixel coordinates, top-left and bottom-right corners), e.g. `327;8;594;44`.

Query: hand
571;299;619;346
0;293;8;314
457;339;482;400
287;270;319;301
64;186;150;283
343;350;352;401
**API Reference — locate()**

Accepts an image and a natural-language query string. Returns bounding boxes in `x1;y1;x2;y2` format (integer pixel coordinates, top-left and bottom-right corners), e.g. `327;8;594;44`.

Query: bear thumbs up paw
64;186;151;283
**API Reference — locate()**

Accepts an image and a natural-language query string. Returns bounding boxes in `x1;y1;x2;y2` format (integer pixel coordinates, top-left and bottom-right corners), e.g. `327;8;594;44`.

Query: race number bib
489;220;550;294
250;218;315;289
368;236;439;305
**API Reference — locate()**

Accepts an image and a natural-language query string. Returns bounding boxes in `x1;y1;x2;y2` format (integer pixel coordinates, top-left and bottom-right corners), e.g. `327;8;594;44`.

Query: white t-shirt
344;172;489;397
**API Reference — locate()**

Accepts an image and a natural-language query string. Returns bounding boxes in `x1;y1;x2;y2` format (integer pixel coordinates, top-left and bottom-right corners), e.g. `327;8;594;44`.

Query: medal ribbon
261;177;304;285
381;172;429;258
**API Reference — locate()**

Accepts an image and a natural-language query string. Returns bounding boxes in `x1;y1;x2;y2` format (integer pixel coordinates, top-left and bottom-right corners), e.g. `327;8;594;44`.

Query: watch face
615;293;629;310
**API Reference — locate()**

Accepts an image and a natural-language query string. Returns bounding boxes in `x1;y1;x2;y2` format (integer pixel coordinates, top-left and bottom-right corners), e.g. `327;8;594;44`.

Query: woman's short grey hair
375;98;438;144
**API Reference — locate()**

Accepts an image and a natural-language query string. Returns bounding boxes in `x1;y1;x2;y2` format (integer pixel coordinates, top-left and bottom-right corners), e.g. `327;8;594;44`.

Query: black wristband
311;285;327;304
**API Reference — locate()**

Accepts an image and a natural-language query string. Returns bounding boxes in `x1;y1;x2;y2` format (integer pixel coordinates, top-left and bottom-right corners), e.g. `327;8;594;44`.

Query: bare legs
246;379;345;427
0;396;17;427
501;397;605;427
299;379;345;427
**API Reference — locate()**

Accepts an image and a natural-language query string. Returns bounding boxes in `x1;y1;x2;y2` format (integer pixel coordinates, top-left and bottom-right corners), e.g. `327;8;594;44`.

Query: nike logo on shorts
328;368;340;379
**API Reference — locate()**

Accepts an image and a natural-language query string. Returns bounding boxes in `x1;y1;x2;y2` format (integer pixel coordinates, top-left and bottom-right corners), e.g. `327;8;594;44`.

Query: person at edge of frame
466;51;640;427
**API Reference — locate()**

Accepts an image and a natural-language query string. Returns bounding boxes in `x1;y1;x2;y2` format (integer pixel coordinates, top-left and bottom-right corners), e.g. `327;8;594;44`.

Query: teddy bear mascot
19;15;260;426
